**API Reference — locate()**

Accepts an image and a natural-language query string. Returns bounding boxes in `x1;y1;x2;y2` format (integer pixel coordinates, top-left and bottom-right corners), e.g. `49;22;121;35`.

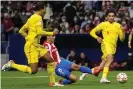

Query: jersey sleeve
52;49;60;62
90;22;104;39
43;42;60;62
35;19;54;36
19;22;28;37
118;25;125;42
43;43;51;51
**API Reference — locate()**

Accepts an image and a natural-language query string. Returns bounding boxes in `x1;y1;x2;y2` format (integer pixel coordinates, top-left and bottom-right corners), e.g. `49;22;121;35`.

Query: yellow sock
11;63;31;74
102;67;109;78
47;62;55;84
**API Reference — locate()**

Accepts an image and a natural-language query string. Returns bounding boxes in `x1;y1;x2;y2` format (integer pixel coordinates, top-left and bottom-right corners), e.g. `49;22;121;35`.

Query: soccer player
79;9;125;83
2;2;59;86
43;30;100;85
128;28;133;49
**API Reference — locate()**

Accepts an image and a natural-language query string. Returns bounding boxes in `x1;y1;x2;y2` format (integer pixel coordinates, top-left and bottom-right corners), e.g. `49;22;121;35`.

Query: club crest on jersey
39;20;42;25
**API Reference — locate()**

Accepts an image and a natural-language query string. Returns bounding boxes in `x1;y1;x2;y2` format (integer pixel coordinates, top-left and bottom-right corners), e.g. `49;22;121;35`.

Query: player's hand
54;62;58;67
128;42;132;48
120;26;125;33
97;37;103;43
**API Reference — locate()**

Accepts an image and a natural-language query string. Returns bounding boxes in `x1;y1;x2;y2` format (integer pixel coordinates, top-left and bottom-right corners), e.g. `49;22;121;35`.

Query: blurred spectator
127;28;133;70
79;14;85;25
46;16;54;27
64;2;77;27
1;24;5;41
19;11;29;24
80;15;89;29
49;1;67;13
77;52;92;68
82;1;94;11
38;58;47;71
93;1;102;11
121;19;130;33
128;28;133;49
118;7;126;19
129;18;133;29
11;10;23;31
54;20;61;32
66;49;78;63
93;15;101;26
102;0;114;11
26;1;34;12
16;2;24;12
128;2;133;18
60;16;69;34
73;16;80;26
43;3;53;24
1;1;133;35
71;24;80;34
75;1;83;12
126;52;133;70
2;13;14;41
80;23;91;34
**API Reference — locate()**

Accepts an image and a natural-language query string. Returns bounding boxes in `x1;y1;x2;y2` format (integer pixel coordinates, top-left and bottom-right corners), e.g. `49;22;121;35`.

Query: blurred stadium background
1;0;133;70
1;1;133;89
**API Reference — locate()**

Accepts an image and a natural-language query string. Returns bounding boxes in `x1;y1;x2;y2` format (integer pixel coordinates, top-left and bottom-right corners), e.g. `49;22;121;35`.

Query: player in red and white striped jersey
43;35;100;85
43;36;61;65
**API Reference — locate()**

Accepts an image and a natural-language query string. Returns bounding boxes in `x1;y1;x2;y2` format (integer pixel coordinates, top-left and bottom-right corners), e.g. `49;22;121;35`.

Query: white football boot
1;60;14;71
100;78;111;83
79;73;87;80
54;82;64;86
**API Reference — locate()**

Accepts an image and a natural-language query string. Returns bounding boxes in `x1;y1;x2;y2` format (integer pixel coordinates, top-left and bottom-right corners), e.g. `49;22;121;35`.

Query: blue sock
79;66;92;74
62;79;72;84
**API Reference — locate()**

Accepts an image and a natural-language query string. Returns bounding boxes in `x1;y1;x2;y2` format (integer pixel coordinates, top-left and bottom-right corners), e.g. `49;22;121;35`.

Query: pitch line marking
1;76;133;79
1;76;49;79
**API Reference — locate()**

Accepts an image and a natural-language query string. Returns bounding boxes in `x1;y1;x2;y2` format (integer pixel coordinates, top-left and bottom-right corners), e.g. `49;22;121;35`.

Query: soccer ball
116;72;127;83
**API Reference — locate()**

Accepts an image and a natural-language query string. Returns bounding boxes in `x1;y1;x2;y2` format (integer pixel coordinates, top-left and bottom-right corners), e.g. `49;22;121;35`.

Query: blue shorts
55;58;73;79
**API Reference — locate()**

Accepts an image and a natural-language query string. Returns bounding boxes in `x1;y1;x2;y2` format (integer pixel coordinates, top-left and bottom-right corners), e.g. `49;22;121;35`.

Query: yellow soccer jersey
90;21;125;48
19;14;54;46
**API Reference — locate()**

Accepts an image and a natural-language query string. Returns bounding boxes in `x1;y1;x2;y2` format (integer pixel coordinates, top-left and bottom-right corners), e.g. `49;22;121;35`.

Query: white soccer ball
117;72;127;83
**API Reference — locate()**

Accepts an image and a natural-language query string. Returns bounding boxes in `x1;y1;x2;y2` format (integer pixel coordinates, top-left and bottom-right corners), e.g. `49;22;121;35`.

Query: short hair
106;9;116;16
70;48;76;53
33;2;45;11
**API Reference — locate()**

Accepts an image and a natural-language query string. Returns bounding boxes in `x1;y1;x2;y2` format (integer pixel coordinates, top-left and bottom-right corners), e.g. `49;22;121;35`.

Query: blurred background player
2;2;58;86
43;30;100;85
79;9;125;83
128;28;133;69
128;28;133;49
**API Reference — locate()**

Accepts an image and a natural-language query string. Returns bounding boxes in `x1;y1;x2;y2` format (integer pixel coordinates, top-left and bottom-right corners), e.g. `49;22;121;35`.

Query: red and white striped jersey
43;41;61;64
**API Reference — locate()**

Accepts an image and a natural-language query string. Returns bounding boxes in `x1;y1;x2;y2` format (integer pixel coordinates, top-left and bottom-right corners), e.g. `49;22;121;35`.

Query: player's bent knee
107;54;113;59
31;69;38;74
69;75;77;83
71;77;77;83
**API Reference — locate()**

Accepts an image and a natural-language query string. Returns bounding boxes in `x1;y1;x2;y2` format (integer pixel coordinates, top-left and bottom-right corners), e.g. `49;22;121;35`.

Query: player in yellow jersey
2;2;60;86
79;10;125;83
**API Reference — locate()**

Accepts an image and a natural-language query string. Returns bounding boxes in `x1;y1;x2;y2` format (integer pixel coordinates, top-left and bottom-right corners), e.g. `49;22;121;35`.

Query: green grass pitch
1;71;133;89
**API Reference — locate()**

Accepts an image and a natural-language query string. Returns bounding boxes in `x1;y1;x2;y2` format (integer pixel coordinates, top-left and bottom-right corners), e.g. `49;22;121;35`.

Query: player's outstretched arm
36;21;55;36
19;23;28;38
90;22;104;39
119;26;125;42
38;28;55;36
90;22;104;43
128;31;133;48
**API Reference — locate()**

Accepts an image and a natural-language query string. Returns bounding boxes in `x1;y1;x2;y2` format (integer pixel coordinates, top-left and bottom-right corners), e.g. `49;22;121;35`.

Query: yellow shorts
24;43;48;64
101;43;116;60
